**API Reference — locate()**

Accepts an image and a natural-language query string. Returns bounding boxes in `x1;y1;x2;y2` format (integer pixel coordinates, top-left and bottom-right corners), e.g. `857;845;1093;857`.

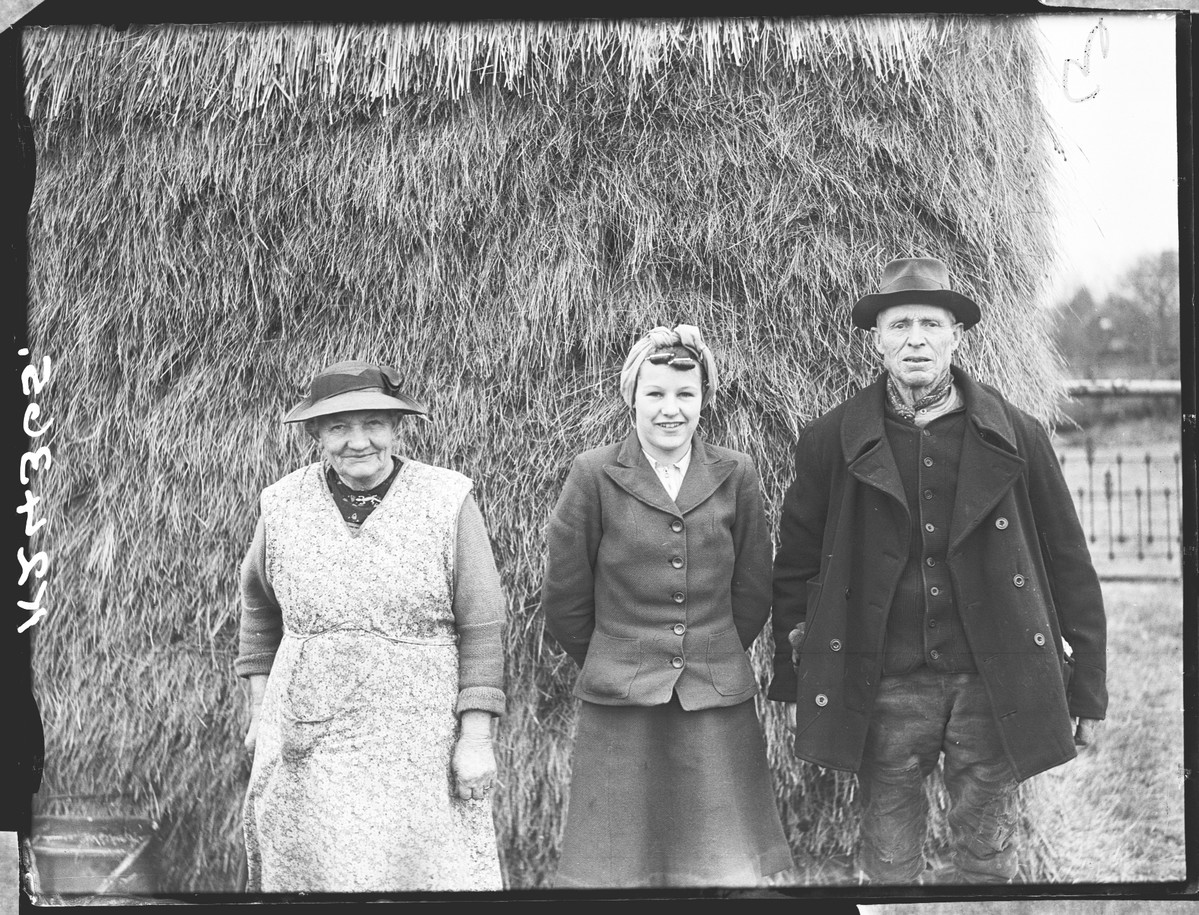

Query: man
768;257;1107;884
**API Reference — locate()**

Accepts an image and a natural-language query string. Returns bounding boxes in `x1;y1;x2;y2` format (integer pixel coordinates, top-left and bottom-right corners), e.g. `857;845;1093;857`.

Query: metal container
29;814;161;896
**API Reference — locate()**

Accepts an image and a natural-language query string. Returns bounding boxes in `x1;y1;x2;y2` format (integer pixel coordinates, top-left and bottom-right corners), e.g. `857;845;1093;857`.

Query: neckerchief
326;458;402;528
886;372;955;423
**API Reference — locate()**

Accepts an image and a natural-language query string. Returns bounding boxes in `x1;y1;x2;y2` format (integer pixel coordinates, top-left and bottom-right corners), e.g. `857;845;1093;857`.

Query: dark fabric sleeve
234;513;283;678
1029;423;1108;720
729;457;774;649
767;424;829;701
451;494;508;718
541;455;601;667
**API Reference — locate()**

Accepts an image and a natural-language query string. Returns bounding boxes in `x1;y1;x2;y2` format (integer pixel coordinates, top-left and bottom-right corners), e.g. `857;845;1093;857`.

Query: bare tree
1109;250;1181;377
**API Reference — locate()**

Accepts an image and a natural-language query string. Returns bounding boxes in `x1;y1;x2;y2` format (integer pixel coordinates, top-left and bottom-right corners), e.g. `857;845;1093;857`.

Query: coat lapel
602;432;735;517
842;376;909;511
947;370;1027;553
603;431;681;516
674;436;736;515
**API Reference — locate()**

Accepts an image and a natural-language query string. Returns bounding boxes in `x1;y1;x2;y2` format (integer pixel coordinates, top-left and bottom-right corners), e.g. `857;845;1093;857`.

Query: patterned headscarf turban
619;324;719;408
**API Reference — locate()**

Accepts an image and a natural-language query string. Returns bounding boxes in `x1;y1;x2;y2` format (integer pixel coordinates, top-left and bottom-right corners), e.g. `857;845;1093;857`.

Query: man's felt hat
851;257;982;330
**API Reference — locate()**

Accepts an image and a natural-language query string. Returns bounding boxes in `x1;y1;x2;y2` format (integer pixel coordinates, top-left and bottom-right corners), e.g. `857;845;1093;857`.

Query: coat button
930;586;940;596
925;556;936;567
671;656;684;669
995;517;1009;530
928;619;938;628
923;489;934;500
1033;632;1046;646
671;519;684;533
815;693;828;707
1013;574;1025;588
923;457;933;467
672;591;685;603
670;556;683;569
829;639;842;651
673;623;686;636
924;523;935;533
844;587;851;598
930;649;940;660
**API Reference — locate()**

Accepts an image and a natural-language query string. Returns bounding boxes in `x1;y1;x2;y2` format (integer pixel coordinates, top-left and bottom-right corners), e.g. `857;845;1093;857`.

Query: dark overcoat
767;368;1107;781
543;432;773;709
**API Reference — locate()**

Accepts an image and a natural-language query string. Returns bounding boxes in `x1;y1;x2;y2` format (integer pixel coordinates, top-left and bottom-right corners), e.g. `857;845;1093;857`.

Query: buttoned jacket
543;432;773;709
768;368;1107;780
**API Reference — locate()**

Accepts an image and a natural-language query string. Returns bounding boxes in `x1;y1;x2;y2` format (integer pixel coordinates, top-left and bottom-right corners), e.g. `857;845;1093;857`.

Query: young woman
542;325;792;888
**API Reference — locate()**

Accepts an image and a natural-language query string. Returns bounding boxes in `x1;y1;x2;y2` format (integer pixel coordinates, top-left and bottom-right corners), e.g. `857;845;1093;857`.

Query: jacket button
673;623;686;636
1033;632;1046;646
672;591;685;603
844;587;851;598
995;517;1009;530
1013;574;1025;588
929;586;940;596
928;619;938;628
815;693;828;707
925;556;936;567
671;657;684;669
671;519;684;533
829;639;842;651
923;489;934;500
923;457;933;467
670;556;683;569
924;523;935;533
930;649;940;660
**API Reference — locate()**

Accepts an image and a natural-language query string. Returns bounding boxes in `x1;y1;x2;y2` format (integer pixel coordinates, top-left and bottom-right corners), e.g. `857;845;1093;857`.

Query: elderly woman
235;360;506;892
542;325;793;887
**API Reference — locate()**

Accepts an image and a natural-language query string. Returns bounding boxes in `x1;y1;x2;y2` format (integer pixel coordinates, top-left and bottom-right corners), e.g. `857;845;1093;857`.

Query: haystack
22;17;1065;892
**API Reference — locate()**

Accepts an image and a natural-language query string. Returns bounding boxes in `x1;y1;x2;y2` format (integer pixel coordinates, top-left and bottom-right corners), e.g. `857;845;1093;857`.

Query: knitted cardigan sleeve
234;515;281;678
450;495;508;717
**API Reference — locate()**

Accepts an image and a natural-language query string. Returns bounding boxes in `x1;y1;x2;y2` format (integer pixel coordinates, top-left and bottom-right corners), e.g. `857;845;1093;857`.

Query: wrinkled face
872;304;962;393
316;409;401;490
633;360;702;464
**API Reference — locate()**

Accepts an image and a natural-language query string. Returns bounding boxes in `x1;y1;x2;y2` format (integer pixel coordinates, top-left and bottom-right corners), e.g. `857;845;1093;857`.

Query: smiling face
633;359;702;464
872;303;962;402
315;409;402;490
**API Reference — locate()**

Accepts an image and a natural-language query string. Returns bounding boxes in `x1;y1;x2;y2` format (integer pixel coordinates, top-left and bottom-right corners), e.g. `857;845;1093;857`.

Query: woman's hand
452;710;497;800
244;674;268;755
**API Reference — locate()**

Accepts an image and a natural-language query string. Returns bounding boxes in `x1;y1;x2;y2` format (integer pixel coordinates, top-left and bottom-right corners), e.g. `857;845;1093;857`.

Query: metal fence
1055;380;1182;581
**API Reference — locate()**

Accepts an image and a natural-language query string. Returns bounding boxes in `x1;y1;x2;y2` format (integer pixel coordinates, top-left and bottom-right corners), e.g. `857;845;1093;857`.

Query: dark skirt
554;695;793;888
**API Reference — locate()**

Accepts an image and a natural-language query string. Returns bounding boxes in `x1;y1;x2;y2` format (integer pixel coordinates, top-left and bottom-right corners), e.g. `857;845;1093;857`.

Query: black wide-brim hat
283;360;430;423
851;257;982;330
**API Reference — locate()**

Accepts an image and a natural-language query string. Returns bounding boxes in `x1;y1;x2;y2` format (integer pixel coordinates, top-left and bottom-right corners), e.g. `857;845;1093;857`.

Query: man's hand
452;710;497;800
788;622;807;666
1073;717;1104;750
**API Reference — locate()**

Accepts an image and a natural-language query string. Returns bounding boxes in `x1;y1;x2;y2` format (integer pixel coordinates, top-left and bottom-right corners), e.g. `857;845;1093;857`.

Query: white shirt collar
642;446;692;500
642;446;692;474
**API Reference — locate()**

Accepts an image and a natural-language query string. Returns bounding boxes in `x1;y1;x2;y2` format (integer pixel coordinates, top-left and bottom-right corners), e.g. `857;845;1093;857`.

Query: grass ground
1029;579;1186;884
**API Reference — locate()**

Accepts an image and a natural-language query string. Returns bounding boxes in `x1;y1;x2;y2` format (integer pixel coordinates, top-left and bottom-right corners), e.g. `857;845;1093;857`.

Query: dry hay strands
26;17;1008;125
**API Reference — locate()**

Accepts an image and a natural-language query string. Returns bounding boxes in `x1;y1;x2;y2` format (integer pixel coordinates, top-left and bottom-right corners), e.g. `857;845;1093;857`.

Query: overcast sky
1034;13;1180;303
